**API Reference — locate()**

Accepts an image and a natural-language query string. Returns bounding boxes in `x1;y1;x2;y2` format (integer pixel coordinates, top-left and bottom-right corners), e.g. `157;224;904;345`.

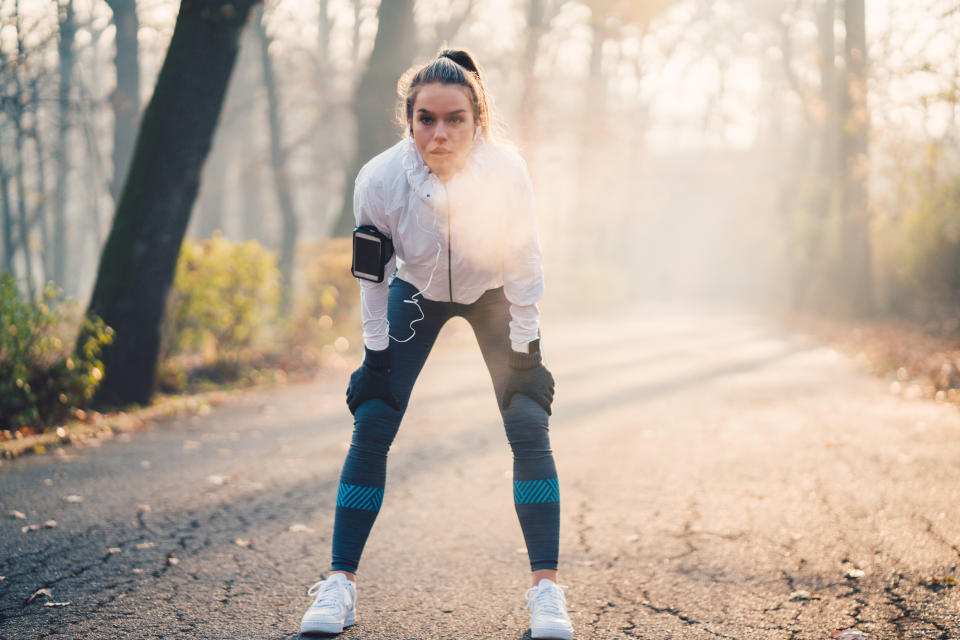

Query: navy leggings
331;277;560;573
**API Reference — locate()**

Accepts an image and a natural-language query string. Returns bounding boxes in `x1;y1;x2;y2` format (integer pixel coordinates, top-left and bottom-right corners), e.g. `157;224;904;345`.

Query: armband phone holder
352;225;395;283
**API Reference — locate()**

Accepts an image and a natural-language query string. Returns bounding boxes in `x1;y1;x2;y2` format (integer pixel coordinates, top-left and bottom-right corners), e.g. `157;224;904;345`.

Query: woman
300;49;572;640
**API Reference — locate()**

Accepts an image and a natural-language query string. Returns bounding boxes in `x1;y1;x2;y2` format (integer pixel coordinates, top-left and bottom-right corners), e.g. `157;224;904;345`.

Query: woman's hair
397;48;494;140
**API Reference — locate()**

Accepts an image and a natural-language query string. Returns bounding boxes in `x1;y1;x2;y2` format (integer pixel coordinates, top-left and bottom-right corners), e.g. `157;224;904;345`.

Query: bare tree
104;0;140;204
253;4;299;316
332;0;416;237
82;0;261;408
13;0;38;299
50;0;76;292
840;0;872;315
515;0;555;149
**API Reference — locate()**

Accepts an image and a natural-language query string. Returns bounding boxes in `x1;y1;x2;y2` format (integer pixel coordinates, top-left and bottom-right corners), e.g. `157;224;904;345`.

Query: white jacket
353;134;544;352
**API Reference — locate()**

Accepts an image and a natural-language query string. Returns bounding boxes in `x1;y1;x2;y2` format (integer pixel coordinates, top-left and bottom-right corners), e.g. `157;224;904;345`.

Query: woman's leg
330;279;450;575
461;288;561;582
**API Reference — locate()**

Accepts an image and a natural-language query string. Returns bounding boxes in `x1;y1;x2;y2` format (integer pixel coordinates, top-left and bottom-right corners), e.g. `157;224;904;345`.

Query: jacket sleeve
354;172;395;352
502;156;544;351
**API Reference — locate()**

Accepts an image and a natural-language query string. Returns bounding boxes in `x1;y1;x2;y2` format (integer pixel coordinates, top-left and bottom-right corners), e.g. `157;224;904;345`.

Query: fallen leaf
846;568;865;579
62;495;84;503
135;542;156;550
624;534;640;543
131;568;144;574
23;520;58;533
139;460;152;470
26;588;52;603
107;547;122;554
0;576;5;581
920;575;956;587
207;474;229;486
43;478;53;486
167;556;180;566
135;504;152;513
288;523;315;533
44;601;70;607
8;509;26;519
234;537;253;548
789;590;820;601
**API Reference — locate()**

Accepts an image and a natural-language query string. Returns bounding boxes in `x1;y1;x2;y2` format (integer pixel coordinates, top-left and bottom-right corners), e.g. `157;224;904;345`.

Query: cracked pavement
2;307;959;639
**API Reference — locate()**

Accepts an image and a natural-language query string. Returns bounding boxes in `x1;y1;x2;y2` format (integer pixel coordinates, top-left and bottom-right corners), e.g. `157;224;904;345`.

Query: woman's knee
352;400;405;449
502;394;550;446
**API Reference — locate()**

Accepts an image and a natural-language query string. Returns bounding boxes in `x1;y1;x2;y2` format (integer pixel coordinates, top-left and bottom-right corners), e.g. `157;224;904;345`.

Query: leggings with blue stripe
331;277;560;573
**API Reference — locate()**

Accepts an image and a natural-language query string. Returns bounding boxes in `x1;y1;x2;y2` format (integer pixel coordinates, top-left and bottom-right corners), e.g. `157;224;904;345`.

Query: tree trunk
807;0;839;310
840;0;872;315
317;0;330;84
14;1;36;300
332;0;416;237
516;0;547;149
351;0;363;70
30;80;50;285
254;6;298;316
105;0;141;203
1;163;15;276
81;0;260;409
53;0;76;292
789;0;840;312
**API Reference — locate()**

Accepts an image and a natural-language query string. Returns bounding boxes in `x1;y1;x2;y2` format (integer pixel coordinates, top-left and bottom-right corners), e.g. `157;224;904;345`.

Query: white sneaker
525;578;574;639
300;573;356;635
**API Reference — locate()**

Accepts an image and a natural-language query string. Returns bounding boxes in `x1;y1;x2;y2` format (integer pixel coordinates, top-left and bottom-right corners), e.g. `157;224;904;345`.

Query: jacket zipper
445;184;453;302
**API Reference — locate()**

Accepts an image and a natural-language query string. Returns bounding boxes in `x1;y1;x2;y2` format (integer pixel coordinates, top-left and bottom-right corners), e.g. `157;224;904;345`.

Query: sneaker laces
524;582;569;617
306;577;347;611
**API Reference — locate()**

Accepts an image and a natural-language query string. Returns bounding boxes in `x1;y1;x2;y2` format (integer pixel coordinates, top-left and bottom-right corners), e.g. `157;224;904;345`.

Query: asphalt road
2;307;959;639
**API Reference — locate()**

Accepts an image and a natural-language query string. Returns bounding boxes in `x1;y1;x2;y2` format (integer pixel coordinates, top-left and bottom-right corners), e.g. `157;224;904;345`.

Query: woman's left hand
500;351;555;416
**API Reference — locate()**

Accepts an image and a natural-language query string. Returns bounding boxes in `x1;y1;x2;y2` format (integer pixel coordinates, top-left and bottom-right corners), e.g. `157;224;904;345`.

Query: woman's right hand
346;347;402;415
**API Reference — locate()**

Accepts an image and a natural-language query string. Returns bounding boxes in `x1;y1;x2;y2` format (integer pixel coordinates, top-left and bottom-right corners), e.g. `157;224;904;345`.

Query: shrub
875;170;960;318
286;237;361;350
0;272;113;430
161;234;281;362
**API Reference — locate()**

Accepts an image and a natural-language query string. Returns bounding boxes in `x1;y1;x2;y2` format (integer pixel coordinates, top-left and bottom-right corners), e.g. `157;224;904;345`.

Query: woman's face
409;82;477;182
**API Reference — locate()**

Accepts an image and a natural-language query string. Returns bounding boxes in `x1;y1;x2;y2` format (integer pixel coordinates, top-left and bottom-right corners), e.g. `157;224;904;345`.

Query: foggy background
2;0;958;322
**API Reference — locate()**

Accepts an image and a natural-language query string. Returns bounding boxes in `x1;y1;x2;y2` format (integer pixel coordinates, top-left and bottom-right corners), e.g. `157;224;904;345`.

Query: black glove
500;348;555;416
346;347;402;415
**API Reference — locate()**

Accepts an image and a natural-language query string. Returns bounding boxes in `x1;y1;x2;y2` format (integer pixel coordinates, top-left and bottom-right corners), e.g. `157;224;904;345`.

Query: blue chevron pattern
336;482;384;511
514;477;560;504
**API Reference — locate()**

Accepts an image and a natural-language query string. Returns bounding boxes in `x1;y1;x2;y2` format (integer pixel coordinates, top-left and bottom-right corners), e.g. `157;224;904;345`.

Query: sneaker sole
531;625;573;640
300;612;355;636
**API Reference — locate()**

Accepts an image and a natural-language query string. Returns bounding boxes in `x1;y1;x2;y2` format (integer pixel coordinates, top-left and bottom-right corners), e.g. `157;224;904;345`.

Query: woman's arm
502;157;545;352
354;173;395;351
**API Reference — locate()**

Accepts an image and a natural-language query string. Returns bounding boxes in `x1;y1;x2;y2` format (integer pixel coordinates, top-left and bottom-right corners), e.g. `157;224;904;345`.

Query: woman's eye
450;116;462;123
419;117;433;125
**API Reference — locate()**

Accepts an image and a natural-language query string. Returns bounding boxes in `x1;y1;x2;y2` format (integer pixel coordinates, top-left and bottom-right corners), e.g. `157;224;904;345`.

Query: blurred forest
2;0;960;409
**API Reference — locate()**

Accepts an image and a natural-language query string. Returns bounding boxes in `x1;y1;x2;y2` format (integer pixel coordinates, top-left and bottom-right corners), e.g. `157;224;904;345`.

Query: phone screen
353;232;383;280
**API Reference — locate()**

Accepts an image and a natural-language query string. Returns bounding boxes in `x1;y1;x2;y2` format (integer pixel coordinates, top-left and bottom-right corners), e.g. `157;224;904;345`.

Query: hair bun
439;49;479;75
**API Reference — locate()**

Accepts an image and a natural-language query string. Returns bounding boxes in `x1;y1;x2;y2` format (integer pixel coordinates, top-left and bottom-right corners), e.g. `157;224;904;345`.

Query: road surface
2;307;959;639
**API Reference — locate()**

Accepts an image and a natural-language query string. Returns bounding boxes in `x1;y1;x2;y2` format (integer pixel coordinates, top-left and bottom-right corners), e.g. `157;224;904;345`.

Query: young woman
300;49;572;640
